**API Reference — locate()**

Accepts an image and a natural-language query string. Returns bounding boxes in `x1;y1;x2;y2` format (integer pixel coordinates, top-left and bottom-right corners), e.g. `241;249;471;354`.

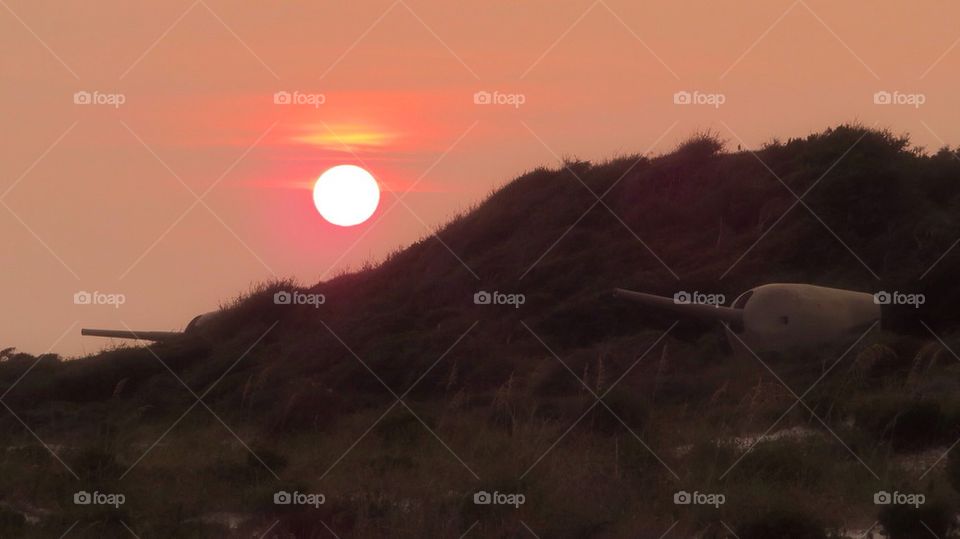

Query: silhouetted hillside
4;124;960;538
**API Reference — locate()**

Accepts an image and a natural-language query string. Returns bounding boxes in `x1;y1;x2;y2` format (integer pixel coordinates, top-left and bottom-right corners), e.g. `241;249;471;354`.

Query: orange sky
2;0;959;356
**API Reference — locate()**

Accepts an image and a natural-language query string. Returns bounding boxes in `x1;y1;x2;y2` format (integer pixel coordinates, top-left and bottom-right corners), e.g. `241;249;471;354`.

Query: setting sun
312;165;381;227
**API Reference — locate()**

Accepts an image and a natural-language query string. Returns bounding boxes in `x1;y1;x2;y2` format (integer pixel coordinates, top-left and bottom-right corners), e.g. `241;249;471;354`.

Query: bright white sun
313;165;381;227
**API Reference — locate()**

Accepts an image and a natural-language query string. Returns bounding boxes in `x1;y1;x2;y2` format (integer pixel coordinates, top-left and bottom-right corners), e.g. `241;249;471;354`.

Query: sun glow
292;123;397;151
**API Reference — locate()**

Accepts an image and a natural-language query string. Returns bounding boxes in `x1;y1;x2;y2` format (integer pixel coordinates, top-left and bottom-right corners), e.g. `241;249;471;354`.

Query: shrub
73;447;122;481
0;506;25;534
737;508;831;539
878;500;954;539
854;397;948;451
589;386;649;435
948;449;960;495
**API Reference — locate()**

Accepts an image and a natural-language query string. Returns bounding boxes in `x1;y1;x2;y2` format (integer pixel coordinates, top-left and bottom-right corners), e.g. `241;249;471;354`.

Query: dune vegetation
3;124;960;538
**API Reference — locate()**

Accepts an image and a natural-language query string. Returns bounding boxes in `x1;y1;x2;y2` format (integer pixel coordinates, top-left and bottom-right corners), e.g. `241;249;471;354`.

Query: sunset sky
2;0;959;356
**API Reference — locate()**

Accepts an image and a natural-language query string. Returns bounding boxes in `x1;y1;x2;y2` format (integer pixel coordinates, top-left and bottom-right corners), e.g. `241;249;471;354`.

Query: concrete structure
81;311;220;342
615;283;880;352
